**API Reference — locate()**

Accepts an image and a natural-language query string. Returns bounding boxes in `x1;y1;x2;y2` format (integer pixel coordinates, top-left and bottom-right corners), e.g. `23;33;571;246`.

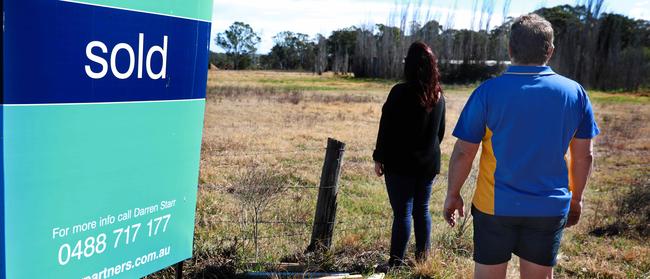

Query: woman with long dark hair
373;41;445;267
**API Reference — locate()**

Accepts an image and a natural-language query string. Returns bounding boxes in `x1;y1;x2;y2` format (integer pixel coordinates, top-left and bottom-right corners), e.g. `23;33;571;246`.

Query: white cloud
628;0;650;20
209;0;650;53
209;0;527;53
211;0;394;52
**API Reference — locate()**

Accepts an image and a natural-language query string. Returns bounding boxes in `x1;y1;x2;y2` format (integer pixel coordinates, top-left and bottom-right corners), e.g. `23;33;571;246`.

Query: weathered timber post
307;138;346;252
175;262;183;279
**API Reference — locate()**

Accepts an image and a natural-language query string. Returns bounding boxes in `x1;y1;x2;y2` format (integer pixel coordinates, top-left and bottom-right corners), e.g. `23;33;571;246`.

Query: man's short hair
509;14;555;65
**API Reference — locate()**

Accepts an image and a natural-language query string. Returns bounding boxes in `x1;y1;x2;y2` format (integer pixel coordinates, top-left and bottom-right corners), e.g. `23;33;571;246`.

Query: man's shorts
471;205;568;267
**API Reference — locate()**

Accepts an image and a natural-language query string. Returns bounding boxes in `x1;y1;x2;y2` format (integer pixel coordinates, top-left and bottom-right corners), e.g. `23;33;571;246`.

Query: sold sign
85;33;168;80
2;1;213;278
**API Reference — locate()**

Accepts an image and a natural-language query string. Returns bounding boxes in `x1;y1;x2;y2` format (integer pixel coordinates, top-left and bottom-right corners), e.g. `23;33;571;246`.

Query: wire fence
205;146;376;171
199;142;392;263
210;222;392;244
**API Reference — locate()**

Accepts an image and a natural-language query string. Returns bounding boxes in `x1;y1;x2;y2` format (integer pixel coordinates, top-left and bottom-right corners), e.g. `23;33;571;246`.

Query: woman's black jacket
373;82;446;179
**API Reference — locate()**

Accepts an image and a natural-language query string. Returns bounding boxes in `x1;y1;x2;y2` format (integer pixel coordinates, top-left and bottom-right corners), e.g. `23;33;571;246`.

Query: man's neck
511;62;548;67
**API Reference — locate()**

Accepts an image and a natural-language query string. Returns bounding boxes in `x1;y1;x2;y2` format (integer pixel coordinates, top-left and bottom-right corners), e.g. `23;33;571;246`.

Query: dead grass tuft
208;85;304;104
592;176;650;238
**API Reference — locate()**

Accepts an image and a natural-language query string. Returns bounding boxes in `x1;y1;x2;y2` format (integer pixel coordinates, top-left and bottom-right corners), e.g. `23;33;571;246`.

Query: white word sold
85;33;168;80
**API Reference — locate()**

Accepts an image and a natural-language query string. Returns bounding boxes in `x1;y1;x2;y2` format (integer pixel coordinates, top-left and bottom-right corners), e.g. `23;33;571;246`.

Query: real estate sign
2;1;213;278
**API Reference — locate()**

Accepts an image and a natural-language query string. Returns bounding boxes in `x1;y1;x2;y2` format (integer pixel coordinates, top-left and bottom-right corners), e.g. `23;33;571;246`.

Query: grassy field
150;70;649;279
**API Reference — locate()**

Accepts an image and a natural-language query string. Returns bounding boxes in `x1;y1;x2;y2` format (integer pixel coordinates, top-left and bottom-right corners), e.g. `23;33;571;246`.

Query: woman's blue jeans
385;174;434;266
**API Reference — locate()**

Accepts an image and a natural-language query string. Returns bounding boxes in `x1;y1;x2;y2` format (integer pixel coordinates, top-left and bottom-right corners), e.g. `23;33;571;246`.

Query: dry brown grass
553;101;650;279
149;70;650;279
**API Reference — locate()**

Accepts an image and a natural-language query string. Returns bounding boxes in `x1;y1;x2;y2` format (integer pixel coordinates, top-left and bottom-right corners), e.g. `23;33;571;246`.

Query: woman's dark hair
404;41;443;109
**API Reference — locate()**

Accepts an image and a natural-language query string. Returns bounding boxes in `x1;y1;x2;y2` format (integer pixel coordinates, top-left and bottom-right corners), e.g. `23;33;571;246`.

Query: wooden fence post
174;261;183;279
307;138;346;252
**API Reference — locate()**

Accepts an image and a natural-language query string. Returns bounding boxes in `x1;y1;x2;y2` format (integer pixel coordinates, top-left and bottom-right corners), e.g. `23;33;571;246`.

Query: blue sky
211;0;650;53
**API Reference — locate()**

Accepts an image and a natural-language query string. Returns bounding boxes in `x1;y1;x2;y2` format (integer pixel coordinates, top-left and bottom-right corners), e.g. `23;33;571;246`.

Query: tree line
212;0;650;91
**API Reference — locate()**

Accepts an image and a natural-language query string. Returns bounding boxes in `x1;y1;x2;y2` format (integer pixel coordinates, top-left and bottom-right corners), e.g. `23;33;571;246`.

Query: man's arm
444;139;480;227
566;138;594;227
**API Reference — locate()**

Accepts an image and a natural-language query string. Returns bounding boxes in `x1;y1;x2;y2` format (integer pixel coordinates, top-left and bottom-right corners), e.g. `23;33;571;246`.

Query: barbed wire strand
205;146;375;158
197;144;396;266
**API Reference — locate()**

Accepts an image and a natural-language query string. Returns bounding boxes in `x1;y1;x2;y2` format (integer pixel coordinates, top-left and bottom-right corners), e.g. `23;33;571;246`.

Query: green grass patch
590;92;650;104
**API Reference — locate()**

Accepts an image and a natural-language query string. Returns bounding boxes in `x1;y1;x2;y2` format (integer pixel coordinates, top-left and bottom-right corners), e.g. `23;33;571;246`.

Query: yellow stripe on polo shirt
473;127;497;215
566;138;575;193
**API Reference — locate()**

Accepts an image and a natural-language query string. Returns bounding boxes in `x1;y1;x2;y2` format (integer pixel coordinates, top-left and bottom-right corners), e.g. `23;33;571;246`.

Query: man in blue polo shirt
443;14;599;278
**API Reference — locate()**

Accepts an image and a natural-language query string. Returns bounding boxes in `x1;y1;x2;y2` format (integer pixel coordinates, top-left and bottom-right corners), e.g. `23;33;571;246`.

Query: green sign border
60;0;213;22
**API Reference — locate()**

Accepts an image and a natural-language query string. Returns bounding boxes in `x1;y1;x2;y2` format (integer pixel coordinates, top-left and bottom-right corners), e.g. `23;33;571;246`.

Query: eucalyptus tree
216;21;261;70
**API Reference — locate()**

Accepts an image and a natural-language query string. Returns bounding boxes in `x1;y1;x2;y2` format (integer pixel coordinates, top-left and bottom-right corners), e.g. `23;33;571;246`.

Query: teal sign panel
2;0;213;278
